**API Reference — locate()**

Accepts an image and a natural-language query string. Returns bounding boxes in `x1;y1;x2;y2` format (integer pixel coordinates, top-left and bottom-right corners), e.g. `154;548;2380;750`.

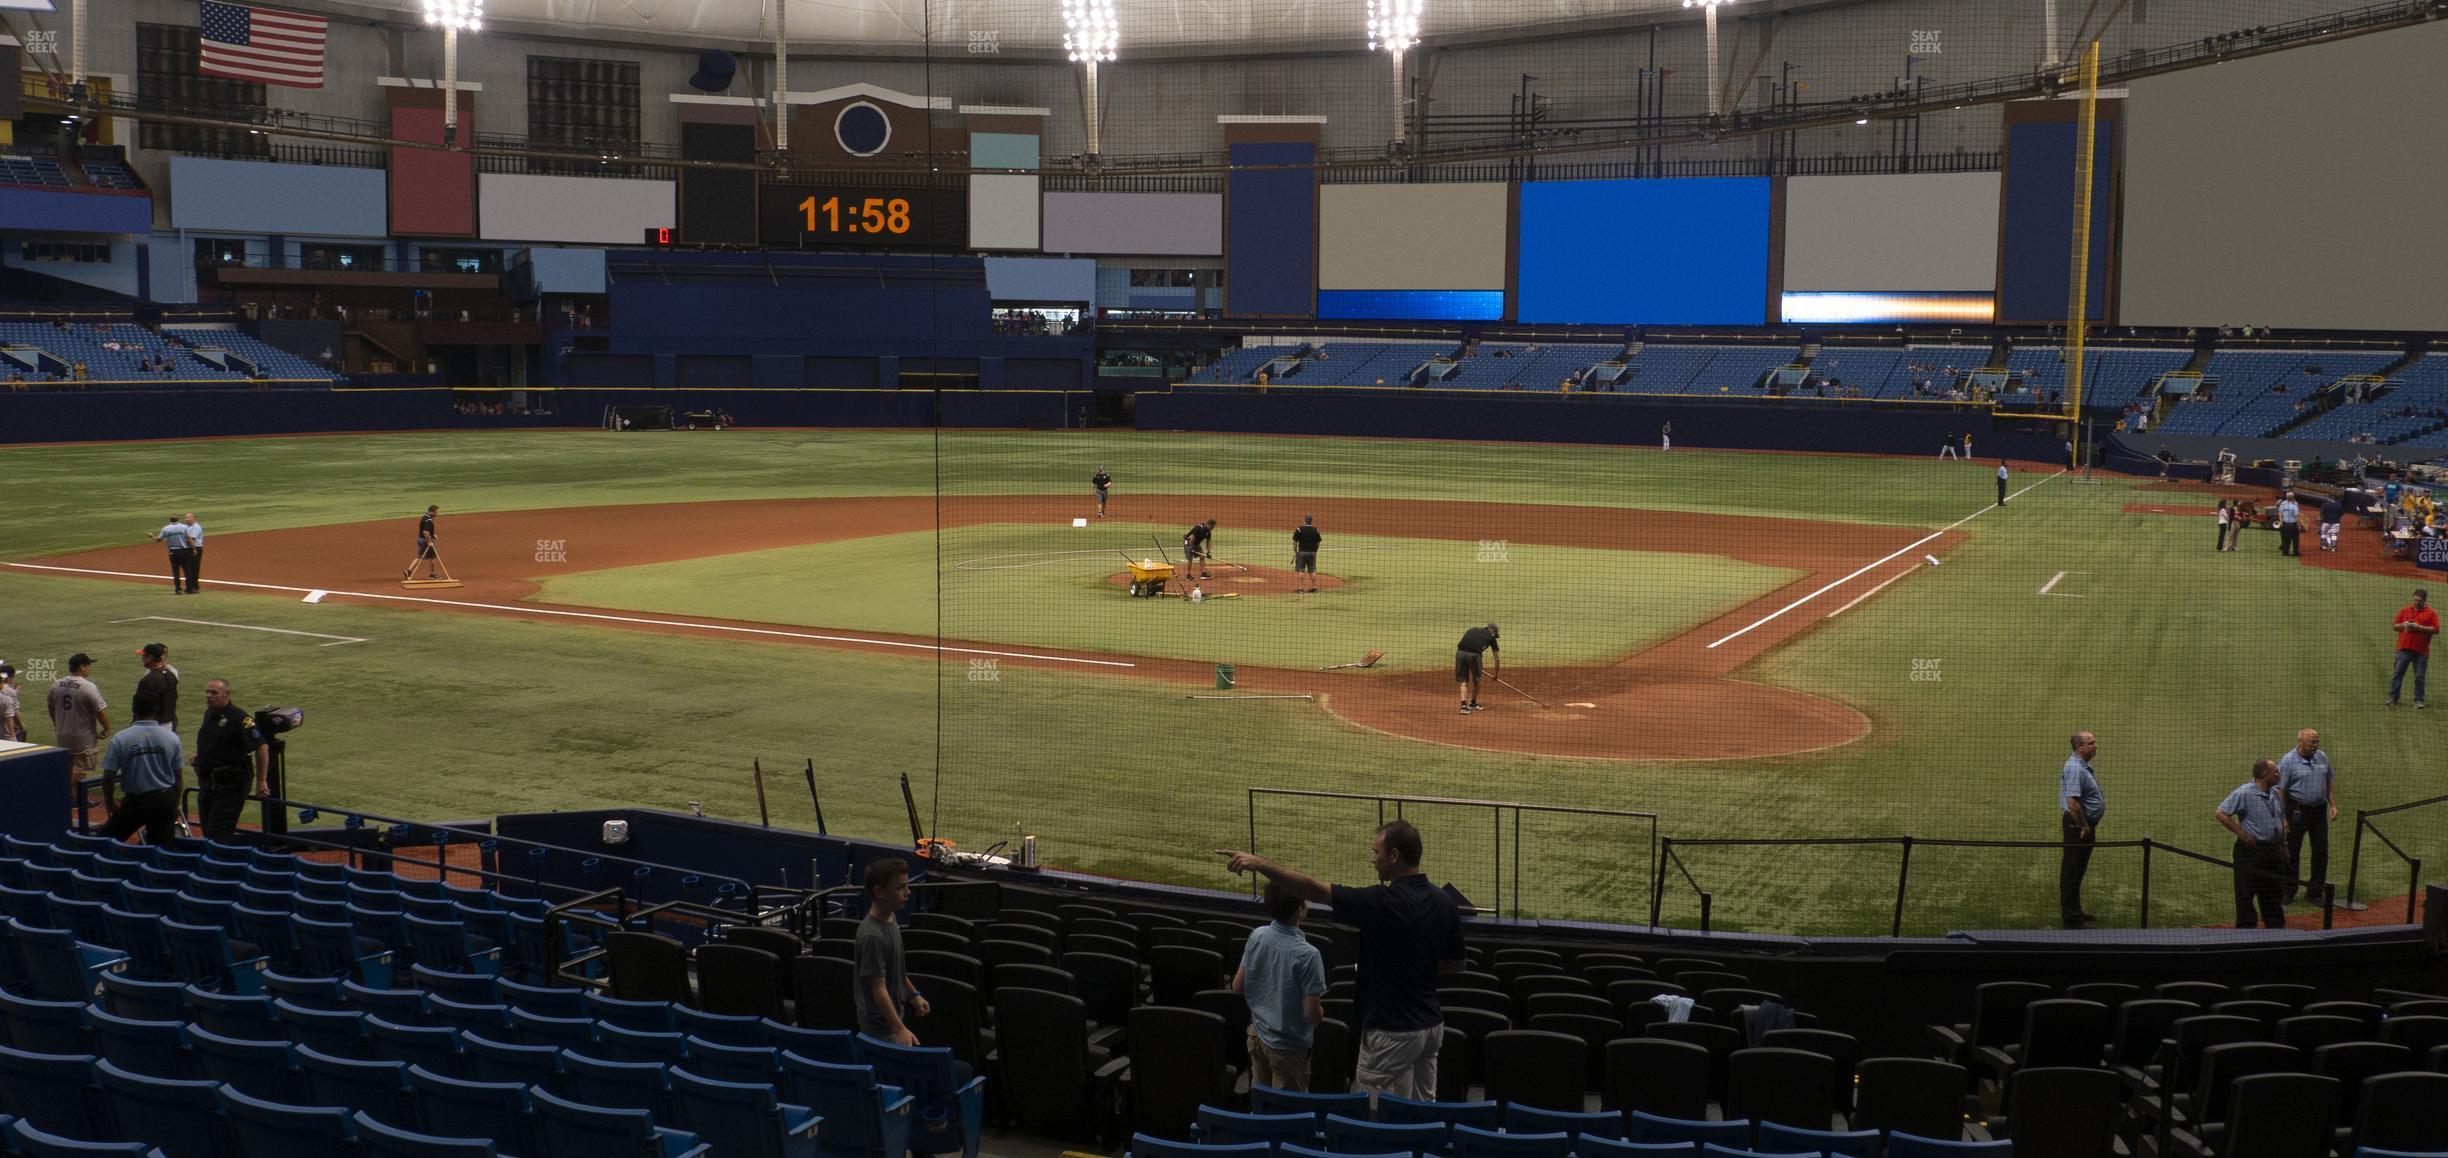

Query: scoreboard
755;183;968;250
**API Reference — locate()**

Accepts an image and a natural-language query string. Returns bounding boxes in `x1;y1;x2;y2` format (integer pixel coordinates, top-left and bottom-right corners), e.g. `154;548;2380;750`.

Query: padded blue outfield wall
0;387;1094;444
1137;388;2071;461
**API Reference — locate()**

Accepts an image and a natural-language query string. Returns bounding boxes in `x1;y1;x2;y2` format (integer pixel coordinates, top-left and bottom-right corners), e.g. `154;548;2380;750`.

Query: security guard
191;677;269;841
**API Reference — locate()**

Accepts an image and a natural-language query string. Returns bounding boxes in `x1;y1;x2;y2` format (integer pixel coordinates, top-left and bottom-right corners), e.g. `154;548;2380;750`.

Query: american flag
198;0;327;89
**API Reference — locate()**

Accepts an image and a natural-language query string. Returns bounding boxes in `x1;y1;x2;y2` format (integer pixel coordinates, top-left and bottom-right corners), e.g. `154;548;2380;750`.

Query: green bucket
1215;663;1236;690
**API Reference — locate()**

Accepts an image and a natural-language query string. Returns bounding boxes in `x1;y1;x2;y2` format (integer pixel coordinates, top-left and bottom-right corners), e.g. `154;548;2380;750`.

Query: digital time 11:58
800;195;912;235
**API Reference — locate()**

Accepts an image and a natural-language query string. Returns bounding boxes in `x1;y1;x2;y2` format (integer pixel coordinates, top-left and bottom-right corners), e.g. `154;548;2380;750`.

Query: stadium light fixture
1368;0;1424;148
420;0;483;145
1684;0;1731;119
1062;0;1117;158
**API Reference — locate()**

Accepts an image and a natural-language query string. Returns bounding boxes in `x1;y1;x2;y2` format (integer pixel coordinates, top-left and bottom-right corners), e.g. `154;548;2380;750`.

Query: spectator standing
1217;819;1463;1101
2319;494;2344;552
2059;731;2105;929
2215;501;2232;553
99;698;182;845
1996;461;2010;507
45;654;108;802
136;643;179;736
2389;588;2438;708
1291;516;1322;593
2276;492;2303;556
0;662;23;742
853;858;936;1053
1232;881;1326;1092
181;513;204;593
2216;759;2290;929
2276;728;2335;905
149;513;196;594
191;679;268;841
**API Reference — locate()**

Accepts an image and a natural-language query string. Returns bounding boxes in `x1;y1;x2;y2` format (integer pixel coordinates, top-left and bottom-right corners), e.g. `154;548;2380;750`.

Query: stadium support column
2043;0;2061;68
1682;0;1729;120
773;0;789;152
1390;48;1407;147
420;2;482;147
1081;59;1101;158
70;0;86;87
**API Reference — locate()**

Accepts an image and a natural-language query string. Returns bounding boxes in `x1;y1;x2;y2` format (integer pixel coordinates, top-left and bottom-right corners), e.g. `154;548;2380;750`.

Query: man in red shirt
2389;588;2439;708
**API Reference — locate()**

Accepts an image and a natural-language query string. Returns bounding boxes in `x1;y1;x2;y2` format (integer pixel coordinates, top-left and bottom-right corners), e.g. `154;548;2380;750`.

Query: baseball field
4;427;2442;935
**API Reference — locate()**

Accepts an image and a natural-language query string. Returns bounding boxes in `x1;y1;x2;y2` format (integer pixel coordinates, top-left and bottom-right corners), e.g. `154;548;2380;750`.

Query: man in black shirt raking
1217;818;1464;1101
1455;623;1499;715
1183;518;1218;580
1291;515;1322;593
404;505;441;580
1093;467;1112;519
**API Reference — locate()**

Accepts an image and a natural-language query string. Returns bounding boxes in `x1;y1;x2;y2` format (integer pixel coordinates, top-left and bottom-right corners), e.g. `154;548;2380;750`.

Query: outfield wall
1136;389;2070;461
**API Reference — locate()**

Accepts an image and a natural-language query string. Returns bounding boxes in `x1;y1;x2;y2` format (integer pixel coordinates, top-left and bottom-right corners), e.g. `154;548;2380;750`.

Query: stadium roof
322;0;1706;55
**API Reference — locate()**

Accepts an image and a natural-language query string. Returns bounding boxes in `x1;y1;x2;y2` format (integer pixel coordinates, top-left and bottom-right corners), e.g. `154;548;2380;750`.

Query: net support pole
1080;59;1101;158
1390;48;1408;146
70;0;88;85
2042;0;2061;68
773;0;789;152
442;26;460;145
1703;3;1722;118
2063;40;2101;464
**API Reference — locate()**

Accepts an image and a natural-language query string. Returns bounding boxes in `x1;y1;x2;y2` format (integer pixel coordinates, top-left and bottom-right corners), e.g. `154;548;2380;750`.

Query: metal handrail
1247;786;1658;921
2343;792;2444;923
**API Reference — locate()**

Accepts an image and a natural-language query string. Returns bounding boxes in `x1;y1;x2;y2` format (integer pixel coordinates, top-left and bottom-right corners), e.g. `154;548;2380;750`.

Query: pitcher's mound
1105;565;1343;596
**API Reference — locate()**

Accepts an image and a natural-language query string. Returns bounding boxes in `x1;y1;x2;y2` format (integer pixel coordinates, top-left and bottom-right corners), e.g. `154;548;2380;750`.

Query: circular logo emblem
834;101;891;157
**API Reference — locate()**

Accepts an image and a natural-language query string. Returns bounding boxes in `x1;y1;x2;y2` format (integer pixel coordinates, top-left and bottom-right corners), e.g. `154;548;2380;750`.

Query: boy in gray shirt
854;857;927;1044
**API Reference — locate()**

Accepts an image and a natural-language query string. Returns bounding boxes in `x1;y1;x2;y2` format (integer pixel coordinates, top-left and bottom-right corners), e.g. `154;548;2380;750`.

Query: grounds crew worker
192;678;269;841
1292;516;1322;593
1455;623;1499;715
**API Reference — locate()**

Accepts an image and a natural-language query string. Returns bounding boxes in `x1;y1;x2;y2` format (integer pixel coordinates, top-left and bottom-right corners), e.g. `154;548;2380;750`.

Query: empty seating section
1806;347;1906;397
2007;346;2189;405
1198;345;1300;383
1618;346;1797;395
1442;343;1620;390
79;160;144;192
0;323;244;383
0;154;73;189
1298;343;1451;386
162;327;341;382
2189;350;2403;438
2293;355;2448;445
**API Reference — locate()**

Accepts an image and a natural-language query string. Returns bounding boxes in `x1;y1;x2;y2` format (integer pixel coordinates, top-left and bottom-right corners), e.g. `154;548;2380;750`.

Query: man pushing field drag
1455;622;1499;715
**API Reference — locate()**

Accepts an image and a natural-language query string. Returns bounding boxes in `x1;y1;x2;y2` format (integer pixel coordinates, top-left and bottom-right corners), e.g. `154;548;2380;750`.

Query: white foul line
2037;570;2089;598
1824;565;1917;619
11;563;1136;669
1708;471;2063;649
109;615;366;646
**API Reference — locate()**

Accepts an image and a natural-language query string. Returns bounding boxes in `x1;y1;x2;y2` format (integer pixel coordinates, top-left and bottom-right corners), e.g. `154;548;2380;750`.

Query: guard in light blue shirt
2276;493;2303;557
2217;759;2290;928
1233;881;1327;1091
100;710;184;845
2058;732;2105;929
2275;729;2335;904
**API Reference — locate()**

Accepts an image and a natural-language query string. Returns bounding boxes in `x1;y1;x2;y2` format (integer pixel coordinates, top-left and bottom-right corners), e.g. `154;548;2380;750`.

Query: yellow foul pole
2064;40;2101;468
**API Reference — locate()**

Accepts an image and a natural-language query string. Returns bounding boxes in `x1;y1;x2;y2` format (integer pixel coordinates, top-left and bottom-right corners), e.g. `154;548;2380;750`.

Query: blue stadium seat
459;1031;560;1088
44;903;113;953
0;884;54;927
181;987;277;1041
1573;1139;1703;1156
342;982;430;1022
296;1044;416;1127
406;915;503;976
292;917;394;985
413;964;504;1006
1884;1134;2012;1156
1502;1104;1624;1140
366;1016;463;1078
4;920;124;1003
353;1111;501;1157
585;992;677;1033
99;908;177;981
160;919;268;994
1697;1146;1788;1158
764;1022;856;1065
1375;1095;1500;1129
91;1060;223;1158
186;1026;301;1101
591;1022;689;1065
85;1007;195;1080
674;1006;766;1046
1626;1113;1751;1148
262;970;348;1010
215;1085;357;1153
274;998;369;1058
0;991;93;1054
425;996;516;1036
0;1045;110;1138
1321;1113;1446;1155
680;1036;779;1085
1193;1107;1316;1149
775;1053;912;1158
1128;1136;1270;1158
529;1086;711;1158
407;1065;534;1154
66;874;124;907
513;1008;601;1049
1280;1147;1414;1158
494;977;579;1016
96;975;187;1024
1755;1121;1880;1156
1246;1086;1368;1124
560;1049;677;1122
1452;1124;1574;1158
669;1065;822;1157
7;1117;162;1157
856;1035;985;1158
173;896;237;936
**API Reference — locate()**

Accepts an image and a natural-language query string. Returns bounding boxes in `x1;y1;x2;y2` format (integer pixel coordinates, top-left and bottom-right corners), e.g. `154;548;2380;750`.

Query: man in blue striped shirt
148;514;195;594
2216;759;2290;929
100;696;183;845
2059;732;2105;929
